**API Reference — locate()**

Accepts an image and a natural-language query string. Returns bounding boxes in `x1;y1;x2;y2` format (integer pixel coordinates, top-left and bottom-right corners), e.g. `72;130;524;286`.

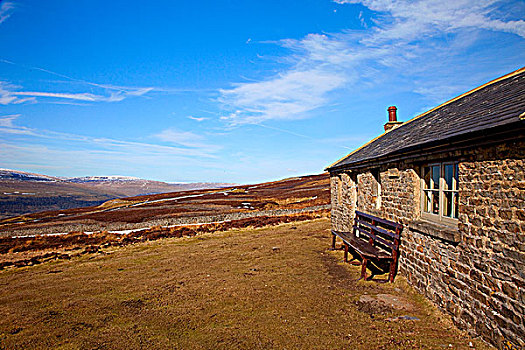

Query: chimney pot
384;106;403;132
388;106;397;122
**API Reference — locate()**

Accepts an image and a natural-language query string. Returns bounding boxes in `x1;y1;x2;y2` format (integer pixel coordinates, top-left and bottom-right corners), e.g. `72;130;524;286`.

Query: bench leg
389;261;396;283
348;257;361;266
346;250;361;265
343;244;349;263
360;258;368;280
331;233;336;250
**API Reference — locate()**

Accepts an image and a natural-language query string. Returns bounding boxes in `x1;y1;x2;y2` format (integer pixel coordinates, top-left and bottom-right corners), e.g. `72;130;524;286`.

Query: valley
0;169;233;219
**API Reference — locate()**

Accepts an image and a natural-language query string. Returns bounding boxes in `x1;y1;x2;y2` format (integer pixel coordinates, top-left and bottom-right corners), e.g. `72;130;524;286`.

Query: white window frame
421;162;459;225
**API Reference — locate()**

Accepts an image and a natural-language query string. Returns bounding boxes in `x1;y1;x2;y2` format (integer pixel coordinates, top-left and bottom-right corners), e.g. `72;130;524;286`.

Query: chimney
384;106;403;132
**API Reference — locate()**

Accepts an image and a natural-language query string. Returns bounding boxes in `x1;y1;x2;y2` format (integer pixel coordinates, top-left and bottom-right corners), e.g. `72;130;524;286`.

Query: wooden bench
331;211;402;283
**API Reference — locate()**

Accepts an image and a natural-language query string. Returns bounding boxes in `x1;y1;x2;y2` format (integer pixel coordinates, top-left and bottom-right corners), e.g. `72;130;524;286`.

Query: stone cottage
326;67;524;348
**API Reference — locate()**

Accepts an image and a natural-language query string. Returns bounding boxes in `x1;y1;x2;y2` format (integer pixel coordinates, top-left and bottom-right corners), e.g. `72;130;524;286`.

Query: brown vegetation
0;211;328;269
0;219;490;349
0;173;330;237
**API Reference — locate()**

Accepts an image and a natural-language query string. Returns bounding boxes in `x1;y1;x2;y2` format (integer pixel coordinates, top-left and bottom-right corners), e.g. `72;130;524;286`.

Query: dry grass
96;199;142;210
0;219;491;349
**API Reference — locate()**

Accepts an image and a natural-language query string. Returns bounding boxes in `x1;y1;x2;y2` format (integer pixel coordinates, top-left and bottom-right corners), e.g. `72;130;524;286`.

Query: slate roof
327;67;525;171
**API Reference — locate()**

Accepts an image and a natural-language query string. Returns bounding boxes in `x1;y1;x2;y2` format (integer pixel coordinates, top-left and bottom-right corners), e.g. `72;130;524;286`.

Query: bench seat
331;211;402;282
333;231;392;259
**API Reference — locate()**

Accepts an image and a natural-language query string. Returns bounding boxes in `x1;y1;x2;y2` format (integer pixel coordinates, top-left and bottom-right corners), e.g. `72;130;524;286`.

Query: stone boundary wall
6;205;331;237
329;139;525;349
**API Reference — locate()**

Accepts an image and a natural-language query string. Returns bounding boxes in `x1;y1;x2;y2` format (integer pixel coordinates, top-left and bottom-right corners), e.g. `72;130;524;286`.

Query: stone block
501;281;518;300
469;268;484;283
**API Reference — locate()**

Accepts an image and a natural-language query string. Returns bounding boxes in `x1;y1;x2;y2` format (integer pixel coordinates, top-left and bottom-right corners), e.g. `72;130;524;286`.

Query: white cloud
219;34;351;125
0;81;32;105
0;1;14;25
0;119;225;180
13;91;101;101
155;128;221;153
0;60;154;105
188;116;208;122
155;128;203;145
218;0;525;125
125;87;153;96
333;0;525;41
0;118;219;159
0;141;222;180
0;114;20;127
0;84;153;104
0;114;38;136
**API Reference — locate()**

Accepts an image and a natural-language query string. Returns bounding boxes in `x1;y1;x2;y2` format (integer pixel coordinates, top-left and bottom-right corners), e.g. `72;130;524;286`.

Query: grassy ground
0;218;491;349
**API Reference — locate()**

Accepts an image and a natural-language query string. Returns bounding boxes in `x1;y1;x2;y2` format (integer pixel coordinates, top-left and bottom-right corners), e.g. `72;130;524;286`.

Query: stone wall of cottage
455;155;524;348
330;172;357;232
329;138;525;349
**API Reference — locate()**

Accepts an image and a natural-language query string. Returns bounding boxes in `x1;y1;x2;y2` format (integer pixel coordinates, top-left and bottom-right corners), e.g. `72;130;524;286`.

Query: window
421;162;459;223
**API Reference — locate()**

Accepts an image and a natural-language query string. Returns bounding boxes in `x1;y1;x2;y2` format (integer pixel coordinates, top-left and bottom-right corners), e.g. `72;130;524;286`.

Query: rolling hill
0;169;233;219
0;173;330;237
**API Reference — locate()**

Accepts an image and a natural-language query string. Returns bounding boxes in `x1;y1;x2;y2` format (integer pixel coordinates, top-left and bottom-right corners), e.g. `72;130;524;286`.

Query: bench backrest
353;210;402;255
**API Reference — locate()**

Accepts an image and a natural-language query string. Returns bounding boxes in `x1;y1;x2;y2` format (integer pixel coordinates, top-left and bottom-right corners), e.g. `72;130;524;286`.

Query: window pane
432;190;439;214
444;191;452;217
444;164;454;191
432;165;440;190
424;189;439;214
423;190;432;213
423;166;431;189
454;163;459;191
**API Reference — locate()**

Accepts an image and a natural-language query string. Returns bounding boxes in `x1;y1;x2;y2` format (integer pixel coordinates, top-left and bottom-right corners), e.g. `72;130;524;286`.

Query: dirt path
0;219;490;349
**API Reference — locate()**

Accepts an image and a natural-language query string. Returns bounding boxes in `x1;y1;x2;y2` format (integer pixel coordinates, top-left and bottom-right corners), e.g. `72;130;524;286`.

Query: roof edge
325;66;525;172
391;66;525;132
328;120;525;172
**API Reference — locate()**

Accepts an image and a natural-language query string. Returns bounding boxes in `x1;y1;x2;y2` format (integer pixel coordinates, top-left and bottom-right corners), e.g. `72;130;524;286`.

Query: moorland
0;219;489;349
0;173;490;349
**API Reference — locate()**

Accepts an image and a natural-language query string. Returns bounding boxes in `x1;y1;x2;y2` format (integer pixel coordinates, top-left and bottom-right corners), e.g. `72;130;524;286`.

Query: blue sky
0;0;524;183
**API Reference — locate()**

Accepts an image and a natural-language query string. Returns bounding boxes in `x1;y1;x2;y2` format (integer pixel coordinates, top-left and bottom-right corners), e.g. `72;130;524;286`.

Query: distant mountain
0;170;118;219
0;168;61;182
0;169;235;219
65;175;234;197
67;175;141;182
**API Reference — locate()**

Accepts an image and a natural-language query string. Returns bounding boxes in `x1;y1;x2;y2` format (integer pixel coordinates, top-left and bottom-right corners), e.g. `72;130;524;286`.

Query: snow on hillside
1;168;236;197
67;176;142;183
0;169;62;182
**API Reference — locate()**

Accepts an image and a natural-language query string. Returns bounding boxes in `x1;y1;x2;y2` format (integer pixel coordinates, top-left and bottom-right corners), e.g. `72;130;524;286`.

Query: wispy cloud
188;116;208;122
0;81;37;105
219;0;525;125
219;34;351;125
0;59;154;105
12;91;106;101
0;119;225;180
0;114;20;127
154;128;221;153
334;0;525;41
0;114;36;136
11;88;152;103
0;81;152;105
0;1;14;25
0;118;219;159
0;141;222;181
